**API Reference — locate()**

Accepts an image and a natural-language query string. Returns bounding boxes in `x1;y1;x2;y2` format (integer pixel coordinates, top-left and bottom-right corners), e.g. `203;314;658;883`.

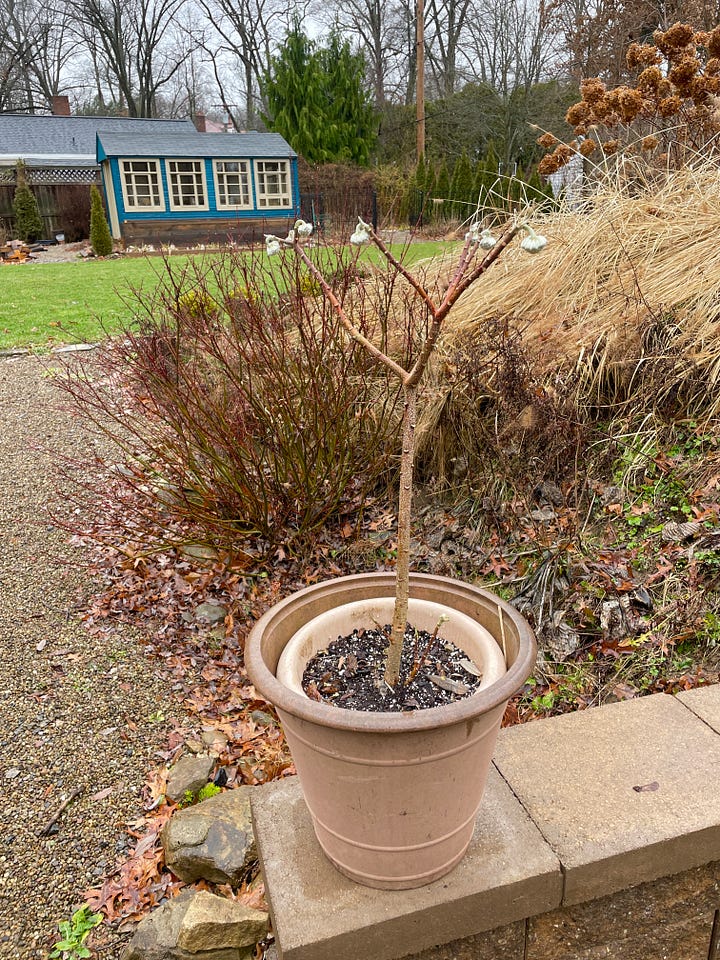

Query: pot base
324;838;472;890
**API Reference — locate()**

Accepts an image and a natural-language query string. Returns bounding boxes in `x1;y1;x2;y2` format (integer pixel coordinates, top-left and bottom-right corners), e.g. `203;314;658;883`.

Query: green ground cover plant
49;905;102;960
0;242;444;351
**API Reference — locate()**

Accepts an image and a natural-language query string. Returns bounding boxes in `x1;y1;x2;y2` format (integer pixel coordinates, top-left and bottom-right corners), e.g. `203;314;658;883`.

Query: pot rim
245;572;536;733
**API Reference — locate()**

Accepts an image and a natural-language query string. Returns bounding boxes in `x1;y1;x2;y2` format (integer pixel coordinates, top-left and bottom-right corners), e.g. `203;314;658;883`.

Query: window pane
167;160;205;209
215;160;250;208
122;160;162;210
256;160;290;207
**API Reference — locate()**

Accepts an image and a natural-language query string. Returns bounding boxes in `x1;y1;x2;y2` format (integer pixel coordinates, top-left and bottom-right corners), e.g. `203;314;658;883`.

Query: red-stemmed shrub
58;247;401;554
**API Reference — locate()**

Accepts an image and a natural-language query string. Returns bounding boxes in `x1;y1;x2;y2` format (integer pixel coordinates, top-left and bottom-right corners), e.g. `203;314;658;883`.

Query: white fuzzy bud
479;229;498;250
350;216;372;246
520;233;548;254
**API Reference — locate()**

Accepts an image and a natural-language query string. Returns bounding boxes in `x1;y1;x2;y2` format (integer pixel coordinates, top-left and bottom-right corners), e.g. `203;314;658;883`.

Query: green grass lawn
0;242;448;350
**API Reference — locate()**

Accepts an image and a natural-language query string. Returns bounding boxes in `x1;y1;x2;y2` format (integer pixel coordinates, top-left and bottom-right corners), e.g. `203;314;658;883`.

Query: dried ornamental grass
440;166;720;427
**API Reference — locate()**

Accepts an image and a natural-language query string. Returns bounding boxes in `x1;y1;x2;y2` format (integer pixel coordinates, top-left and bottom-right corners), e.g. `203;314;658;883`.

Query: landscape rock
530;506;556;522
249;711;274;726
600;484;623;505
533;481;564;506
178;891;268;951
194;602;227;624
122;890;267;960
51;343;98;354
201;728;229;753
544;616;580;662
0;349;30;358
166;754;215;803
162;787;256;885
181;544;219;562
662;520;701;543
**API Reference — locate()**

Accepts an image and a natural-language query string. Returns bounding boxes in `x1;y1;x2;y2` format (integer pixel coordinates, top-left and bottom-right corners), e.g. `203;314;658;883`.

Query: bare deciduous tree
69;0;188;116
0;0;77;110
466;0;554;93
425;0;473;96
192;0;296;129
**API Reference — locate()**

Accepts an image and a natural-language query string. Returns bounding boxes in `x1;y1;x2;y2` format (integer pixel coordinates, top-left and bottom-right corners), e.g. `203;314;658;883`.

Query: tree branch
293;242;410;383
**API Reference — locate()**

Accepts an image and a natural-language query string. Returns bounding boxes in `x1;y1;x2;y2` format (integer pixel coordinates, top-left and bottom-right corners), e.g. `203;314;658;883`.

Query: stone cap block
677;683;720;733
493;692;720;905
250;768;561;960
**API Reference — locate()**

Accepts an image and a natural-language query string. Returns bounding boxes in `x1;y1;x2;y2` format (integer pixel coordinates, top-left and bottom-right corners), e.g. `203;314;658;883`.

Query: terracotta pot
245;572;536;890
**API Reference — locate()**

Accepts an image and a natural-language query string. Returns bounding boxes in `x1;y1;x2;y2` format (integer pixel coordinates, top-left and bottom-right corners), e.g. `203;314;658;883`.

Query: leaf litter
70;432;720;933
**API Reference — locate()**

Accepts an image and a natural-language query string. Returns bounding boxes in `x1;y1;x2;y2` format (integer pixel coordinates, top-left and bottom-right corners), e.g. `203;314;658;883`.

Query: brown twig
405;615;449;685
293;241;409;383
37;786;83;836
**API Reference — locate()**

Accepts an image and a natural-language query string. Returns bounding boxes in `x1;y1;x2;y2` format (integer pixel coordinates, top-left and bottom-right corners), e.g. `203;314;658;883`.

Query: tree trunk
384;382;417;686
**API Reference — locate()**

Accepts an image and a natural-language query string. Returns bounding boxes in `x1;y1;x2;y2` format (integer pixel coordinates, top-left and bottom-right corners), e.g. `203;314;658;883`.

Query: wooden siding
119;215;296;246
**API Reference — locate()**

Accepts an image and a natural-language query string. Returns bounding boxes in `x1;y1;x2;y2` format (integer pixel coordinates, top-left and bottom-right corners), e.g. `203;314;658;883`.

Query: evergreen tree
89;185;113;256
262;22;376;165
472;159;489;217
424;159;436;199
424;159;436;223
320;32;376;165
397;167;416;225
262;24;325;161
526;167;558;211
412;154;427;224
414;154;427;193
13;162;44;242
434;160;450;222
450;150;474;221
482;142;501;210
474;145;503;217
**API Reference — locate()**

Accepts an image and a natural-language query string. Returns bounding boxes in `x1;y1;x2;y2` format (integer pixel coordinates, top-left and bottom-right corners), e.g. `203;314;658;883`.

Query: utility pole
416;0;425;160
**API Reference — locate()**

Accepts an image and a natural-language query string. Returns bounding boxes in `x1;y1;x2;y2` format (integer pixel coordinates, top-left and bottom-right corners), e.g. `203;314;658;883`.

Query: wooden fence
0;176;98;242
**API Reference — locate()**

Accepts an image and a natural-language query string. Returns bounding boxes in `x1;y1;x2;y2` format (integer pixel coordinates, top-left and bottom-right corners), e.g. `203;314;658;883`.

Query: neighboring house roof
203;117;227;133
0;114;196;167
96;131;297;162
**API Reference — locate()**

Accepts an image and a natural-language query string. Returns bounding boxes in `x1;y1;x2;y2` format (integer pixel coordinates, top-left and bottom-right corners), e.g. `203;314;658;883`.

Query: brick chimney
51;95;71;116
194;112;207;133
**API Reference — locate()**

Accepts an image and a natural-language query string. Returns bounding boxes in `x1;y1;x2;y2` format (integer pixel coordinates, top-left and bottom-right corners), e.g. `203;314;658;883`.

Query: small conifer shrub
13;162;44;242
89;185;113;256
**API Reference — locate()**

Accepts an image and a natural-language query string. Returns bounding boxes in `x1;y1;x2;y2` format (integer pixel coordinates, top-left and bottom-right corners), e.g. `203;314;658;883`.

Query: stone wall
411;864;720;960
251;686;720;960
119;216;293;247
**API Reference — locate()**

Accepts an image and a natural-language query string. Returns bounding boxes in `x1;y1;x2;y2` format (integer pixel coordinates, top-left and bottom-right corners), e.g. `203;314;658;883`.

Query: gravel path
0;355;176;958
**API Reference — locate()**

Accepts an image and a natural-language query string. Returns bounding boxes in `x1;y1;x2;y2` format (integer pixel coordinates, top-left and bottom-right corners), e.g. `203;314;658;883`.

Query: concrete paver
493;692;720;904
677;683;720;733
251;767;561;960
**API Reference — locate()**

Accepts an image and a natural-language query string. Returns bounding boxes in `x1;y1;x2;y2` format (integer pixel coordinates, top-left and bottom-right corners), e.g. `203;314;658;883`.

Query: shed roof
0;114;196;167
96;131;296;161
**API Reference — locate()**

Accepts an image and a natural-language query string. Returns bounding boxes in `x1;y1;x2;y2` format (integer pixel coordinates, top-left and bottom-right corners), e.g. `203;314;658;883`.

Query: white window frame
213;159;253;210
254;159;292;209
165;158;209;212
119;158;165;212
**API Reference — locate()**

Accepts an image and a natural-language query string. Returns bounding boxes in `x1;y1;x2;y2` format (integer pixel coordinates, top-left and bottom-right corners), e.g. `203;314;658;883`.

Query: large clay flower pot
245;572;536;890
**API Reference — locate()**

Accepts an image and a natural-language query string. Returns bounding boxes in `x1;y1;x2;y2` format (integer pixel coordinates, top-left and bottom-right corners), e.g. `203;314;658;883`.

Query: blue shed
96;130;300;246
